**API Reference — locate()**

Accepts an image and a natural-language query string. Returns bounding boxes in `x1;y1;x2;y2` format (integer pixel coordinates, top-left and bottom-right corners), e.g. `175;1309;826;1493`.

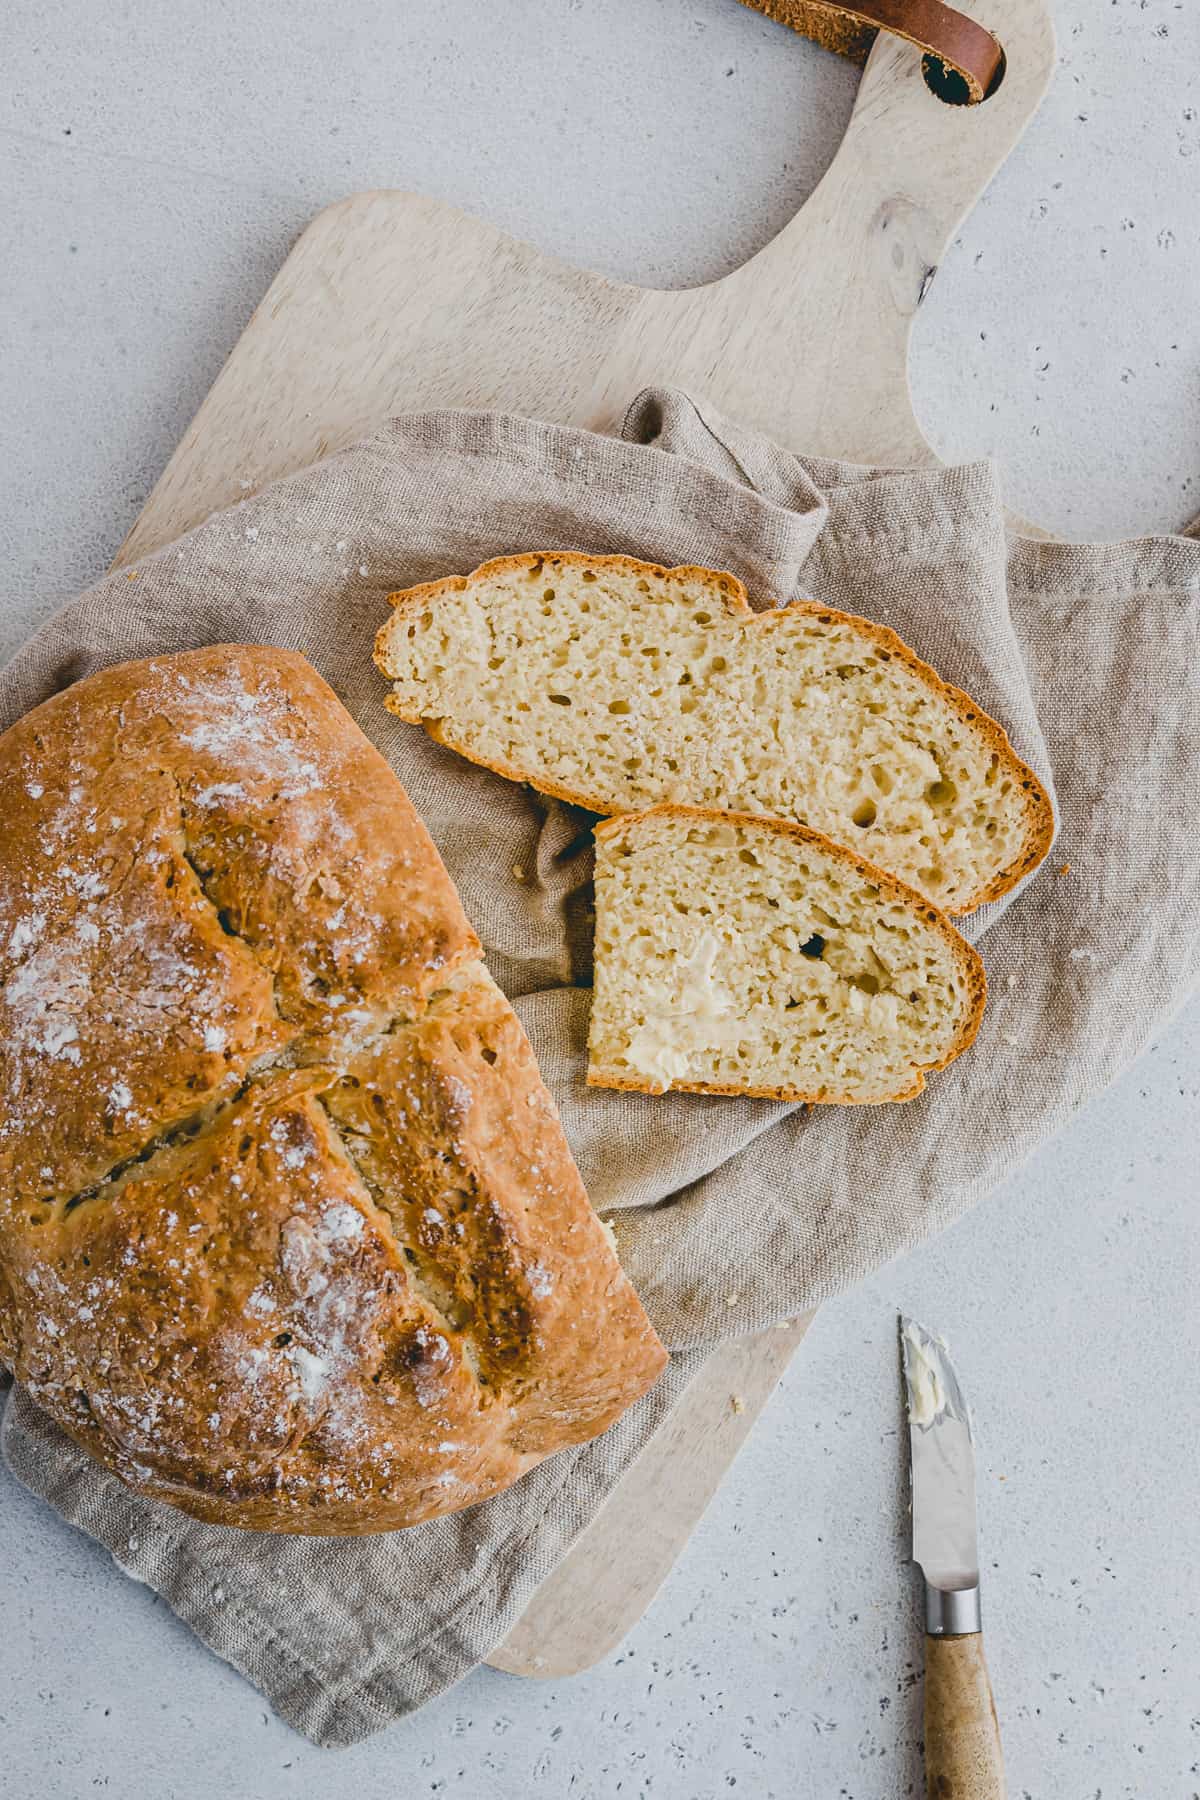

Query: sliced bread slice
375;552;1053;915
587;806;986;1104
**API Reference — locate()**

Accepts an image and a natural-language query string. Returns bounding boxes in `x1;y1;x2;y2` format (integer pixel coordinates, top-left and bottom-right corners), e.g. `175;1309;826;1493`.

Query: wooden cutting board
113;0;1055;1678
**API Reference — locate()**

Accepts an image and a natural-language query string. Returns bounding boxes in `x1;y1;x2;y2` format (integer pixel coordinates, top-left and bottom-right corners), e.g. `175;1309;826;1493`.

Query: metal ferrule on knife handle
924;1579;982;1637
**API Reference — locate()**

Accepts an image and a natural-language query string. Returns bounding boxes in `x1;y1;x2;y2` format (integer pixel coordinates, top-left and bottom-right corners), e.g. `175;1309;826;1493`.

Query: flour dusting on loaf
375;552;1054;914
0;648;665;1533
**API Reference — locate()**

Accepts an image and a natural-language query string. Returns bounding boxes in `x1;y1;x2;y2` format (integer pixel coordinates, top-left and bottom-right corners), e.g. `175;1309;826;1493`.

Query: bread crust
376;551;1055;914
587;803;987;1106
0;647;665;1533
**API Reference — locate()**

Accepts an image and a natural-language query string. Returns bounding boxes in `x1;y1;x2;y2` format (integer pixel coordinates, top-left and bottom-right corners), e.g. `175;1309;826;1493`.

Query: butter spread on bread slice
588;805;985;1104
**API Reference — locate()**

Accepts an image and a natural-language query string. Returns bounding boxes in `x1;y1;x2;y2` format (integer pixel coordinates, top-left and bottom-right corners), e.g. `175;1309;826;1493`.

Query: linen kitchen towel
4;388;1198;1743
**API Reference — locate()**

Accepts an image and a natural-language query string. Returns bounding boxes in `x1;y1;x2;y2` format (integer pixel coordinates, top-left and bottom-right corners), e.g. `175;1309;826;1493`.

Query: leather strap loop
737;0;1004;104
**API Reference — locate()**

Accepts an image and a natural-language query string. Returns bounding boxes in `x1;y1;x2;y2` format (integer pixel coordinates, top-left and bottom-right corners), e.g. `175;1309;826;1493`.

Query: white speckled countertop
2;3;1198;1794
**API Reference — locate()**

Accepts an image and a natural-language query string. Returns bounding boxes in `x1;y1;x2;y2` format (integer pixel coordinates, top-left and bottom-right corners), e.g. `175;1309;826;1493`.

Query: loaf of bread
589;806;986;1103
375;553;1054;915
0;648;665;1533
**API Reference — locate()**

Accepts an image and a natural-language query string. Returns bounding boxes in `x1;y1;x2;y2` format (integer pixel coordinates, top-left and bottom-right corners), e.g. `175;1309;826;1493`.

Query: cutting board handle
663;0;1057;466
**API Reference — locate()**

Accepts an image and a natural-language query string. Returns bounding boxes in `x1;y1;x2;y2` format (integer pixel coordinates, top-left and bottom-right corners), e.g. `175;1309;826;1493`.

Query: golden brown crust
377;551;1055;915
0;648;665;1532
0;647;480;1213
587;803;987;1106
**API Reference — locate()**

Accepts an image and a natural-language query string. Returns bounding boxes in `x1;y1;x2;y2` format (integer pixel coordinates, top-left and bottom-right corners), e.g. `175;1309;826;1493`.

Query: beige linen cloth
3;388;1199;1745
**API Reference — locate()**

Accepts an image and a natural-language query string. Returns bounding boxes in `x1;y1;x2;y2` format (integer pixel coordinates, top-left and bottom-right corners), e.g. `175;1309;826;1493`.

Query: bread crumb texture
588;807;985;1104
376;553;1053;915
0;648;664;1533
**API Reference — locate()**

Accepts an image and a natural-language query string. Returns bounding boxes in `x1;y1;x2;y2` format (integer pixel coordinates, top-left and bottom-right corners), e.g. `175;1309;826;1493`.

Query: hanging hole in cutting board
922;46;1007;106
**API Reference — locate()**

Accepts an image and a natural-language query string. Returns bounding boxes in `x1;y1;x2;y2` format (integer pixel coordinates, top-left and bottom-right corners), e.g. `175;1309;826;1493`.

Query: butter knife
901;1314;1006;1799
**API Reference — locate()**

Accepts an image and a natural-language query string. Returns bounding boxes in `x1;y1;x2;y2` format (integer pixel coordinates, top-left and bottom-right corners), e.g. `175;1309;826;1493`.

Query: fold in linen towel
4;388;1198;1743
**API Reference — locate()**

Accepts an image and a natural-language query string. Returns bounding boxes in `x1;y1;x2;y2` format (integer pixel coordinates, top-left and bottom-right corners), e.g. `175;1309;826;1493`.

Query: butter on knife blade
900;1315;980;1628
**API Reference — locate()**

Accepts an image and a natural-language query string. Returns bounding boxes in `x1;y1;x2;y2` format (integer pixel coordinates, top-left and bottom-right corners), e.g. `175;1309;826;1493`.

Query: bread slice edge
586;802;988;1106
374;551;1054;916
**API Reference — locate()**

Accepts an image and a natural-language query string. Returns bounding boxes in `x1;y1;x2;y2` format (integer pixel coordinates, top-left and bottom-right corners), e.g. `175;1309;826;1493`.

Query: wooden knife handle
736;0;1005;105
924;1632;1006;1799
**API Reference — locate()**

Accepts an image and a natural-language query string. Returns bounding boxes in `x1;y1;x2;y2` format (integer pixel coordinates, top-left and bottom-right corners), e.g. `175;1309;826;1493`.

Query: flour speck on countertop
1;1;1198;1792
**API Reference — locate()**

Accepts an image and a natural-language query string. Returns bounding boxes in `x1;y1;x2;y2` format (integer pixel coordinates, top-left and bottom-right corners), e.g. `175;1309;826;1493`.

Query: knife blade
901;1313;980;1631
900;1315;1006;1798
